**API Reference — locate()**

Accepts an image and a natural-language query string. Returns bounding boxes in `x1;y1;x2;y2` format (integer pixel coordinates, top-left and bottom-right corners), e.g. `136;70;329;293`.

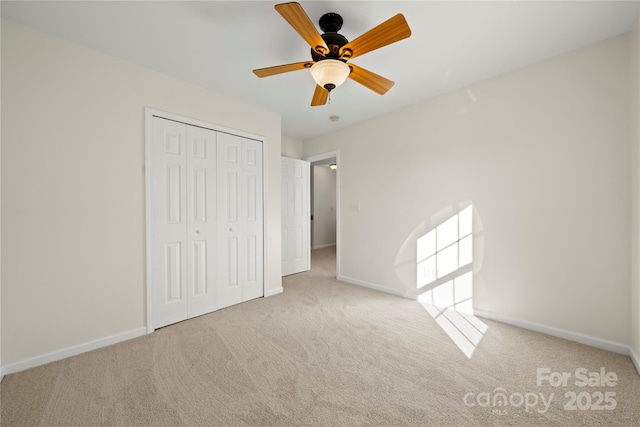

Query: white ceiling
2;1;639;141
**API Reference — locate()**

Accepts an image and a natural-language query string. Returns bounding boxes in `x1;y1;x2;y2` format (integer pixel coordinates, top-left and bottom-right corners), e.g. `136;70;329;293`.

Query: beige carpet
1;246;639;426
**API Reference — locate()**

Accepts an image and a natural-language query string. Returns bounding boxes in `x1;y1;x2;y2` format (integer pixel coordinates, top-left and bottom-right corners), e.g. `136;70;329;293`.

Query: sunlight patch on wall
417;206;487;358
417;205;472;288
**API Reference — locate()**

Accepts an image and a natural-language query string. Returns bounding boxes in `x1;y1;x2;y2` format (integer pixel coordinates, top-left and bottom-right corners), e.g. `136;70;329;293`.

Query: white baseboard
630;347;640;376
474;309;631;356
312;243;336;250
264;286;283;297
338;275;416;300
305;271;640;376
1;327;147;377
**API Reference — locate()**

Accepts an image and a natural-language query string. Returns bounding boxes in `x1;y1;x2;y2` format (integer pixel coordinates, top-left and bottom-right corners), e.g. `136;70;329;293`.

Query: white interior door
150;118;189;328
150;117;218;329
281;157;310;276
217;132;264;308
185;125;217;317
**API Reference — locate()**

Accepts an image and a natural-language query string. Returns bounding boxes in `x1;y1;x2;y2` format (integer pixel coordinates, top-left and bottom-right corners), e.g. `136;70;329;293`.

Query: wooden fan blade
275;2;328;54
348;64;394;95
340;14;411;60
311;85;329;106
253;61;312;78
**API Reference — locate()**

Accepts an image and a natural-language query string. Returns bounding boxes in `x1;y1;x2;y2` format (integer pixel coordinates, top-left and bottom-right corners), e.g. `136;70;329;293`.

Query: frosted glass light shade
310;59;350;90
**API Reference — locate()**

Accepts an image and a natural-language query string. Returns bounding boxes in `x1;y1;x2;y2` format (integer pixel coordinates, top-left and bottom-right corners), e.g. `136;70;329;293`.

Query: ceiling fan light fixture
310;59;350;92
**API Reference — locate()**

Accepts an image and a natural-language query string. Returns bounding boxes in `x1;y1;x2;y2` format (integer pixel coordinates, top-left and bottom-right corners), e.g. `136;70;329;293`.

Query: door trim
304;150;341;279
144;107;267;334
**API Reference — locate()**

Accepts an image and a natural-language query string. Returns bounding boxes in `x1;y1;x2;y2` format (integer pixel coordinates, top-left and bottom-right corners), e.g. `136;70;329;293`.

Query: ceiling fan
253;2;412;106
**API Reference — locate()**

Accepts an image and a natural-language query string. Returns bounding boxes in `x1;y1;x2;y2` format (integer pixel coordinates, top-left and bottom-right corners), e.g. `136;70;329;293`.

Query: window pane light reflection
417;205;473;288
416;205;487;358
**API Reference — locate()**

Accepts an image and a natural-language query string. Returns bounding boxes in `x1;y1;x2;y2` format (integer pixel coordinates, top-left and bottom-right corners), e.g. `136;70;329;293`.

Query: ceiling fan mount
253;2;412;106
319;12;343;33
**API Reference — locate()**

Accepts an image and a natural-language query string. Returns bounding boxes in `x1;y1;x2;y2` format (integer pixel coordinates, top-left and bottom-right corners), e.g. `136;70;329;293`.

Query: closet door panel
217;134;243;308
186;125;217;317
217;133;263;306
150;118;188;329
240;140;263;301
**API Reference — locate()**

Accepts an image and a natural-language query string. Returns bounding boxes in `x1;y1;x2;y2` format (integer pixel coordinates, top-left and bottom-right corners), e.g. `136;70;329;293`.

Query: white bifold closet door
149;117;263;330
216;132;264;308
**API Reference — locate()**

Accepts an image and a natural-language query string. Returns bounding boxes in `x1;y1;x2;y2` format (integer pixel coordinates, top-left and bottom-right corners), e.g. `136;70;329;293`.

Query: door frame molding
144;107;268;334
304;150;341;278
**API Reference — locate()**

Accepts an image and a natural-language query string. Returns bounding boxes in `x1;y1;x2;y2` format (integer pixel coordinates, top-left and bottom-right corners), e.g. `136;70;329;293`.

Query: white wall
282;135;303;159
0;17;3;380
1;20;282;366
312;166;336;249
304;34;631;346
631;16;640;366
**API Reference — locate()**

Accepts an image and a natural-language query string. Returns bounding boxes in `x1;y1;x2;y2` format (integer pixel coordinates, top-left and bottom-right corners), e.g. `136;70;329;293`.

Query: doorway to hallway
305;150;340;278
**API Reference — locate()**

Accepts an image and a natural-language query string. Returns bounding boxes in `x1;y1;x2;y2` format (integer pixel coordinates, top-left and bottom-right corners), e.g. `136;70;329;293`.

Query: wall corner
630;13;640;373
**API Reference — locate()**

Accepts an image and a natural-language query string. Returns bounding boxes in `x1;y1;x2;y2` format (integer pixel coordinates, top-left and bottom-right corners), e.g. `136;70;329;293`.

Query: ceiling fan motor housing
311;13;349;62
